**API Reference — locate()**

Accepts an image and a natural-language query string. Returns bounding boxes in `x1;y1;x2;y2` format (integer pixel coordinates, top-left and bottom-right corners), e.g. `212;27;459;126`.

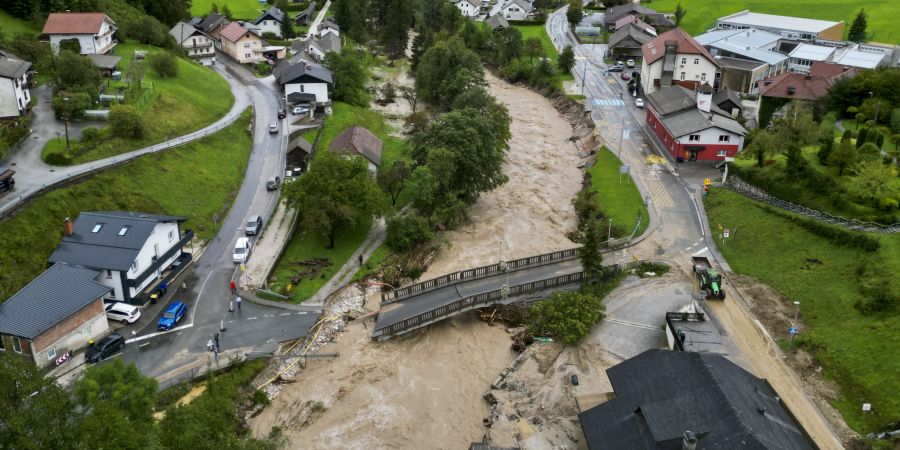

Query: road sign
723;228;730;238
619;165;630;174
704;178;711;186
789;327;798;335
863;403;872;412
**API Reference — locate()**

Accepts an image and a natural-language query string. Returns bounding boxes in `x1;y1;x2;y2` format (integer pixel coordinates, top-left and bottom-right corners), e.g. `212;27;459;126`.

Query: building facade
43;12;117;55
0;51;31;119
716;10;844;41
640;28;720;95
220;22;264;64
169;22;216;66
451;0;482;18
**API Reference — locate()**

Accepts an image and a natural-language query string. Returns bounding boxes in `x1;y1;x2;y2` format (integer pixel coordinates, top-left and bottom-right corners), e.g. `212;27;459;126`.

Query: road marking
647;178;674;208
139;343;150;348
693;247;709;256
297;311;308;315
280;312;292;316
247;316;258;320
192;271;215;323
592;98;625;108
125;323;194;344
603;317;661;331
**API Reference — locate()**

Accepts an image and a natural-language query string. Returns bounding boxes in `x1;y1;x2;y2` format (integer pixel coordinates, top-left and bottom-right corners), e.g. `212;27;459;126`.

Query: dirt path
423;73;582;278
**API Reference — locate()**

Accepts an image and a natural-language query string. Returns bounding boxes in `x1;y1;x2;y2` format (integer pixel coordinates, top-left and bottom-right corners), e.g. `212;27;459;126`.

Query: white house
42;12;117;55
274;60;333;108
498;0;532;20
451;0;482;18
318;18;341;37
253;6;286;38
640;28;720;95
168;22;216;66
48;212;194;305
787;43;835;73
0;50;31;119
303;33;341;61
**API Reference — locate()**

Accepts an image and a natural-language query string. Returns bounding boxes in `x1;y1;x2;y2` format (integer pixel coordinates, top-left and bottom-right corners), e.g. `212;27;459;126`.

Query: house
329;125;382;173
578;349;815;450
604;3;673;31
608;24;654;61
86;54;122;77
0;50;31;119
716;10;844;42
274;60;333;109
0;262;112;368
756;71;836;124
219;22;265;64
639;28;719;95
787;43;835;73
808;61;858;80
286;136;313;174
645;83;747;162
47;212;194;305
614;16;656;36
295;1;317;25
712;89;742;118
486;15;509;31
197;13;230;49
169;22;216;66
253;6;286;38
43;12;117;55
694;28;787;93
451;0;482;18
498;0;532;21
318;18;340;37
303;32;342;61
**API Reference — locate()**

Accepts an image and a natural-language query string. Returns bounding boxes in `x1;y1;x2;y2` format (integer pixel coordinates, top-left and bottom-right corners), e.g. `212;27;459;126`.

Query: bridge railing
374;260;642;339
380;247;580;305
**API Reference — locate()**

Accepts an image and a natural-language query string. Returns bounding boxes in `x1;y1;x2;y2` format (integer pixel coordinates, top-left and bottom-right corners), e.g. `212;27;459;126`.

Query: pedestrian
159;280;168;295
181;282;187;294
229;279;236;294
207;339;215;352
214;332;220;350
235;296;242;311
358;254;363;266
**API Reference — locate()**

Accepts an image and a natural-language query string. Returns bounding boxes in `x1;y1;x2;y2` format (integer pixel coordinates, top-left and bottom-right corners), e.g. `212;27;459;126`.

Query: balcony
95;39;118;55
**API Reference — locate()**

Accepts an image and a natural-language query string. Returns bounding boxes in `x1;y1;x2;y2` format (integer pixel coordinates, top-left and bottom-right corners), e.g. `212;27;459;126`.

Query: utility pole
618;115;627;160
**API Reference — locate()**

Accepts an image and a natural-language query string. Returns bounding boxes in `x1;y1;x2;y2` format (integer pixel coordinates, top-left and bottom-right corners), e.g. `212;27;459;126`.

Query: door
688;150;699;162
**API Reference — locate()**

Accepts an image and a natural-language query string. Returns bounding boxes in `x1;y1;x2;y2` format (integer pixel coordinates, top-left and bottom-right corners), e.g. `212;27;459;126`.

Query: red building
645;83;747;162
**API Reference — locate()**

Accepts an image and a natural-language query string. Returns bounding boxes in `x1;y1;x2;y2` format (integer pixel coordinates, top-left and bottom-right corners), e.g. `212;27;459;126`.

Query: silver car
245;215;262;236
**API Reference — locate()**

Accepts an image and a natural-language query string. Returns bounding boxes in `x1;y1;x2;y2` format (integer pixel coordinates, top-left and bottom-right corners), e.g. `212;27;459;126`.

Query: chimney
63;217;74;236
682;431;698;450
696;83;713;113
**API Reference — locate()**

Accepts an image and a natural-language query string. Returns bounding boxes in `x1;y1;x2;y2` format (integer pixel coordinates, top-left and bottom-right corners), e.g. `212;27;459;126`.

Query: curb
238;288;323;312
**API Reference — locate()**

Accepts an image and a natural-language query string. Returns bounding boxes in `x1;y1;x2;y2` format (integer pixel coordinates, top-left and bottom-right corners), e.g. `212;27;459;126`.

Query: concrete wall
30;299;109;368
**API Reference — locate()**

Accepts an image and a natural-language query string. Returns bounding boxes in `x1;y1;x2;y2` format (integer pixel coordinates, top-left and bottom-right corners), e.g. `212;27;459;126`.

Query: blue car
157;301;187;330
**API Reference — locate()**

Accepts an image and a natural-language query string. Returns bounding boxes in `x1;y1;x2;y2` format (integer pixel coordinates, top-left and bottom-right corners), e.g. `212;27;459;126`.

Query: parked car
266;176;281;191
626;59;635;68
621;72;631;81
277;109;286;119
233;237;252;264
292;106;309;115
635;97;645;108
105;302;141;324
85;333;125;363
268;122;278;134
608;64;624;72
157;302;187;331
245;215;262;236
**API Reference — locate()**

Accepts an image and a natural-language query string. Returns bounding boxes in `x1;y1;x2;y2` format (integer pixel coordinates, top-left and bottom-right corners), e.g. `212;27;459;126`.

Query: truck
0;169;15;195
692;256;726;300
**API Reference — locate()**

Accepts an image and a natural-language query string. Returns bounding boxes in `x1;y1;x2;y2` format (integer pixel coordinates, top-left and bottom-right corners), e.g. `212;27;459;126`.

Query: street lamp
787;301;800;351
499;239;510;300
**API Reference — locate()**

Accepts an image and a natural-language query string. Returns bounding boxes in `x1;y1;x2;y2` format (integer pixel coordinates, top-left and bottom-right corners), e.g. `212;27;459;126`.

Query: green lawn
514;24;574;84
0;109;253;302
650;0;900;44
320;101;409;168
190;0;265;20
587;147;650;237
0;9;40;36
705;188;900;433
42;43;234;164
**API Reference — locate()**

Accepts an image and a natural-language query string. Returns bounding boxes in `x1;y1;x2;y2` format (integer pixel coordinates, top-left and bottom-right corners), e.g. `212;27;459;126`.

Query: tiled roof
43;12;109;34
219;21;254;43
642;28;718;66
757;72;833;101
169;21;205;44
808;61;858;80
0;50;31;79
609;24;653;49
329;126;382;167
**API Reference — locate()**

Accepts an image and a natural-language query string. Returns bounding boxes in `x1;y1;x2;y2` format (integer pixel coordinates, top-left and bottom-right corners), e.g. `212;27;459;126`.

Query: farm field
190;0;266;20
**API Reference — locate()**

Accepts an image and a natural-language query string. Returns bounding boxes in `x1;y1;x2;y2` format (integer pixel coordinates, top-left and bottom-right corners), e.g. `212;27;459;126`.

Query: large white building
0;50;31;119
694;28;788;93
274;60;333;110
640;28;720;95
42;12;117;55
715;11;844;42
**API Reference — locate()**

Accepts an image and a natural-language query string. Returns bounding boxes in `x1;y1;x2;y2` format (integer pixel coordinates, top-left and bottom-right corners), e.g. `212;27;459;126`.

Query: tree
893;134;900;151
846;105;858;117
386;210;434;251
210;2;219;13
415;36;484;109
892;108;900;133
53;91;92;121
841;129;852;142
283;151;383;248
333;0;367;42
566;0;583;27
524;37;543;62
818;129;835;164
398;85;419;114
558;45;575;73
851;160;898;202
855;112;866;128
785;143;807;175
380;0;414;58
323;51;369;107
858;142;881;162
55;50;100;95
0;352;76;450
579;219;604;279
377;160;411;205
747;129;776;167
491;27;524;66
829;140;857;175
135;0;191;26
109;105;145;139
527;290;606;345
221;4;233;20
847;9;867;43
857;127;868;148
674;3;687;26
280;14;296;39
149;52;179;78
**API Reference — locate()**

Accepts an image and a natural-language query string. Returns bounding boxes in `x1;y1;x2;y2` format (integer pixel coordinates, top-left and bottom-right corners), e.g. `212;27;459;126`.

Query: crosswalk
592;98;625;108
647;177;675;208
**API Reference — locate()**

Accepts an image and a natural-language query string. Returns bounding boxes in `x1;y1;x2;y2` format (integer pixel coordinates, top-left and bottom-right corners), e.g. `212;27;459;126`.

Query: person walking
358;253;363;266
229;279;236;294
235;296;242;311
214;332;220;350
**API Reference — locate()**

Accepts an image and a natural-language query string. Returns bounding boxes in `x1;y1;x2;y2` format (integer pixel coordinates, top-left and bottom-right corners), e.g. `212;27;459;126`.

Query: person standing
229;279;236;294
235;296;242;311
214;332;220;350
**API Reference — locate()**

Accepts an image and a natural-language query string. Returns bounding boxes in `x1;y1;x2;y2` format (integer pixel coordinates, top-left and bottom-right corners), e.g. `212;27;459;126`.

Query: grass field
0;109;253;302
0;9;40;36
190;0;266;20
43;43;233;164
705;188;900;432
650;0;900;44
587;147;650;238
514;24;574;84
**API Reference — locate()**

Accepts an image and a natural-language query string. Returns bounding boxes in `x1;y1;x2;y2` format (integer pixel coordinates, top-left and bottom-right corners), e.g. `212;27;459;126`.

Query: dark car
157;301;187;330
85;333;125;363
571;374;579;386
245;215;263;236
266;176;281;191
277;109;286;119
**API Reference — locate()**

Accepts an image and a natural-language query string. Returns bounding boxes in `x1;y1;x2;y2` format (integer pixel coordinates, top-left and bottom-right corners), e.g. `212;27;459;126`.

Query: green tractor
692;257;726;300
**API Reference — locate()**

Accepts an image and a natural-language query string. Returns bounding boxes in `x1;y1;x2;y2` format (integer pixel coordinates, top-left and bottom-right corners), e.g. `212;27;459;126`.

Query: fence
0;111;243;219
374;260;643;339
724;176;900;233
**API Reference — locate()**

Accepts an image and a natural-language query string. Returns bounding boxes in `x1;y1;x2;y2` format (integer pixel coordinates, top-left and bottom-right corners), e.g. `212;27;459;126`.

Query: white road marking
603;317;661;331
247;316;258;320
192;271;215;323
280;312;292;316
297;312;308;315
693;247;709;256
125;323;194;344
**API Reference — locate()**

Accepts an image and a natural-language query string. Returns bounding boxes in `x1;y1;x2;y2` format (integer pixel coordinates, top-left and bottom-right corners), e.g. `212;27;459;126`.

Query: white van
233;237;252;264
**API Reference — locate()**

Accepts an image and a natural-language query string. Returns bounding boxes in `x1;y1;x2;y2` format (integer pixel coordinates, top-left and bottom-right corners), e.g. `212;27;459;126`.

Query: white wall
502;3;529;20
641;53;718;94
454;1;479;17
319;26;339;38
285;82;329;104
94;269;124;302
307;44;326;60
49;19;116;55
35;312;109;368
128;222;182;298
258;19;282;37
0;73;30;118
675;126;744;148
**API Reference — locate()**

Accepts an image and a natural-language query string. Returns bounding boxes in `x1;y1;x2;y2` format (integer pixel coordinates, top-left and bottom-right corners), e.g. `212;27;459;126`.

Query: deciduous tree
109;105;145;139
527;290;606;345
0;352;76;450
566;0;582;27
377;160;411;205
829;139;857;175
324;50;369;107
674;3;687;26
558;45;575;73
524;37;543;62
386;210;434;251
851;160;897;202
149;52;179;78
415;36;484;109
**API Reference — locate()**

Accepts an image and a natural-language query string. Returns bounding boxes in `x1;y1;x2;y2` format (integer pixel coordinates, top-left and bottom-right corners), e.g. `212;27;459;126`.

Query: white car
292;106;310;115
268;122;278;134
233;237;252;264
626;59;635;68
635;98;645;108
105;302;141;324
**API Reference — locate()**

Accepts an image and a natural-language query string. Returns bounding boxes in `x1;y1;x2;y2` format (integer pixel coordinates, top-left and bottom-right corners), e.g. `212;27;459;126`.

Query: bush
109;105;145;139
527;288;610;345
841;129;852;142
44;152;73;166
80;127;101;142
149;52;179;78
386;211;434;252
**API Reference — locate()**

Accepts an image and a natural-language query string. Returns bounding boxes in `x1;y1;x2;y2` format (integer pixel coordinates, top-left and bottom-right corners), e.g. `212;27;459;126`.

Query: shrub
109;105;145;139
149;52;179;78
44;152;73;166
80;127;101;141
841;129;852;142
386;210;433;252
857;128;869;147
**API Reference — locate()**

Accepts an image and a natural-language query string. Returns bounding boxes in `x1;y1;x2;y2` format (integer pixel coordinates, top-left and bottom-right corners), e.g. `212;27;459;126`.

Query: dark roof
647;85;746;137
579;349;816;450
48;211;186;271
713;89;742;110
329;126;382;166
43;12;111;34
288;136;313;154
609;24;653;49
0;51;31;79
757;72;833;101
308;33;341;55
642;28;718;66
197;13;227;32
254;6;285;24
319;18;340;31
486;15;509;30
86;54;121;70
604;3;657;25
169;21;207;44
0;263;110;339
296;1;317;19
646;85;698;116
274;61;333;85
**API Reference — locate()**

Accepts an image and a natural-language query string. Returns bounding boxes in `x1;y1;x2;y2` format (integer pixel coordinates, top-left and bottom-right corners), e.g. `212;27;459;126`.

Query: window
693;58;699;65
0;336;4;350
689;135;701;142
92;224;103;233
168;230;174;242
300;85;305;93
12;337;21;353
245;53;251;58
131;260;138;272
82;325;91;337
701;73;707;82
118;226;129;236
244;43;250;48
47;347;57;360
680;57;686;65
717;150;728;157
719;135;730;142
680;72;686;80
106;269;113;279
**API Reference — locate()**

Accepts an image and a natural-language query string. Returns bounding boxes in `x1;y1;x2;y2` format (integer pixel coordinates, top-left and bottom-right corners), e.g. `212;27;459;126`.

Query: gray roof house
0;262;112;367
294;1;317;25
274;60;334;106
329;125;382;172
0;50;32;119
486;15;509;31
608;23;654;59
168;21;216;64
579;349;816;450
